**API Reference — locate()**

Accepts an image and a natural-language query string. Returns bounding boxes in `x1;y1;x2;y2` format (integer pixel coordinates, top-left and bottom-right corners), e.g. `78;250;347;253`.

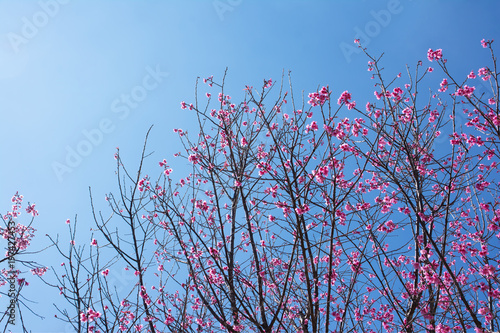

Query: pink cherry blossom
308;86;330;106
427;48;443;61
31;267;47;276
455;85;475;98
438;78;448;92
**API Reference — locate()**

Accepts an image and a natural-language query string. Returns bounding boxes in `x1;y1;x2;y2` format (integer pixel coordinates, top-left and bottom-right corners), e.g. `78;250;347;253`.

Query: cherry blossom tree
5;39;499;333
0;192;46;331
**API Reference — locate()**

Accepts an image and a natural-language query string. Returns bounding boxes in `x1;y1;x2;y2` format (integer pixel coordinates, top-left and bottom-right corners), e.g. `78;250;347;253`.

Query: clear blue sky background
0;1;499;331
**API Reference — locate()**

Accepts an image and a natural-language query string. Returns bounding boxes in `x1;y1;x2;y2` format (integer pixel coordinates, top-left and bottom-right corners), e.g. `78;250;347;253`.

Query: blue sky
0;0;499;331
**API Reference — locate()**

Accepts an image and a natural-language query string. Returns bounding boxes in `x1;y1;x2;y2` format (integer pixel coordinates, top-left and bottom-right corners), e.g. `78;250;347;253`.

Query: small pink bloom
479;264;496;277
438;78;448;92
308;87;330;106
478;67;491;81
338;91;352;105
31;267;48;276
455;85;475;98
427;48;443;62
295;204;310;215
188;154;199;164
481;38;493;48
25;203;39;217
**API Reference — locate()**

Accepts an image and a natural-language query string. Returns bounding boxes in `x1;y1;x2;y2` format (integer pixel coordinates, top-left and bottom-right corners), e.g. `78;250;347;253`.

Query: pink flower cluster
188;154;200;164
312;165;329;184
139;286;152;305
1;222;36;251
438;78;448;92
4;192;39;219
295;204;310;215
173;128;184;137
367;61;375;72
180;101;193;110
159;159;173;176
308;87;330;107
427;48;443;62
479;264;496;278
256;161;272;176
30;267;47;276
305;121;318;133
25;203;38;217
4;192;23;219
138;176;151;192
338;90;356;110
374;87;403;103
481;38;493;48
203;75;213;87
377;220;398;233
80;308;101;323
455;85;475;98
477;67;491;81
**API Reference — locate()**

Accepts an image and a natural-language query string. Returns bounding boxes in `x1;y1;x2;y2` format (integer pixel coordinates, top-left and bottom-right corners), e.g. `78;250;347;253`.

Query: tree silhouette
4;39;500;333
